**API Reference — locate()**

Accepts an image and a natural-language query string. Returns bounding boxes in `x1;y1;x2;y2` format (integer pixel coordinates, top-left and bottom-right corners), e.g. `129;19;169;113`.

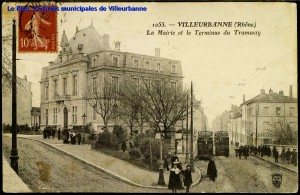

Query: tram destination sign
215;131;229;137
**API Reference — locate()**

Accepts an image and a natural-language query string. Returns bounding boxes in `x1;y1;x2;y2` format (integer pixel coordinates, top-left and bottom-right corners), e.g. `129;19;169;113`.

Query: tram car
197;131;213;159
214;130;229;157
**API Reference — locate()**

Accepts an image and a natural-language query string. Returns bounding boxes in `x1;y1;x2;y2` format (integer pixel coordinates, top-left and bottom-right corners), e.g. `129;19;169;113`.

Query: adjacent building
223;86;298;146
40;23;184;133
2;76;32;126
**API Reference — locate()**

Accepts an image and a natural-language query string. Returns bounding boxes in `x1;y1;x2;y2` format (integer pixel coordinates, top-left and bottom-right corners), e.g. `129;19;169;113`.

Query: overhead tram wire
231;50;297;98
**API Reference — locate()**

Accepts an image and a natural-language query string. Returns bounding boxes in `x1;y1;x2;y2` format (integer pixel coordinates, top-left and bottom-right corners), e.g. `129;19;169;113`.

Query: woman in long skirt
207;158;217;182
168;163;182;193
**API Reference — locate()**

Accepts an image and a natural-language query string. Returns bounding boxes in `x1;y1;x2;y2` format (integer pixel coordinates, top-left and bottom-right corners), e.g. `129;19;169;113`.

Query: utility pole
220;117;222;130
190;81;194;172
10;18;19;174
185;93;189;163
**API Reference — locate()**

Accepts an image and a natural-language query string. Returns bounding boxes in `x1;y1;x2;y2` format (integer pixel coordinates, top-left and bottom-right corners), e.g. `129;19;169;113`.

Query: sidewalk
3;134;201;189
250;153;298;173
2;156;32;192
230;146;298;173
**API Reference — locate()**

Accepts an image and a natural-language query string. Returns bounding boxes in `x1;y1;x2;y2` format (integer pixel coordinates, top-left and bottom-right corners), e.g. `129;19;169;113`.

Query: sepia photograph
2;1;298;193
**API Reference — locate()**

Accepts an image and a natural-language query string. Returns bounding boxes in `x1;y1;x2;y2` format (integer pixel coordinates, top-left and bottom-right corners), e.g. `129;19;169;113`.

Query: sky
2;2;297;127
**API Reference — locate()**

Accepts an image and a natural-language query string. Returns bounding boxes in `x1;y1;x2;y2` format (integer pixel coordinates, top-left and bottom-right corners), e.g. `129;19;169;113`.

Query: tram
214;130;230;157
197;131;213;159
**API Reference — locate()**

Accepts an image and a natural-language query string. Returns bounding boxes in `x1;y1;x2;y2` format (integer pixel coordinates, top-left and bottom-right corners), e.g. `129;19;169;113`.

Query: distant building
240;87;298;146
31;107;41;129
2;76;32;126
40;23;183;133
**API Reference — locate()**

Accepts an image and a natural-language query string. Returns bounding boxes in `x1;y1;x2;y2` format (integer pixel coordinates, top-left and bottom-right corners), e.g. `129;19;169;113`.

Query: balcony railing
53;94;71;102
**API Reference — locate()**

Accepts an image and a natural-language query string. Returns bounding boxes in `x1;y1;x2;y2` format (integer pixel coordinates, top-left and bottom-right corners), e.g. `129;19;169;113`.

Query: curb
18;136;202;190
250;154;297;174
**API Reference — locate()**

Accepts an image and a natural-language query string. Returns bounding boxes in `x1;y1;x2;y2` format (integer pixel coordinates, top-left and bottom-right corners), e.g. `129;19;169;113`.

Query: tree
83;78;118;128
268;119;298;145
119;75;189;137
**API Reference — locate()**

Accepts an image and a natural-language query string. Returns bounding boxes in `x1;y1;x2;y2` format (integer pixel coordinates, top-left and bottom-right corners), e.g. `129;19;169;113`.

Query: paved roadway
192;149;298;193
2;136;167;193
2;136;298;192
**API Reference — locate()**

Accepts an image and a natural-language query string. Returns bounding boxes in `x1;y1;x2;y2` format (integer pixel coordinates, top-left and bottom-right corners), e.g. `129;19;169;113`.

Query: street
193;149;298;193
2;136;298;193
2;136;166;192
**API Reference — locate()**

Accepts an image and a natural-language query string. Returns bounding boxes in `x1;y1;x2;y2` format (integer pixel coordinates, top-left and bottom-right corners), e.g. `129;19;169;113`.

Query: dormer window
112;56;119;66
145;60;151;70
157;62;161;72
133;58;139;68
78;44;83;51
92;56;97;67
171;64;176;73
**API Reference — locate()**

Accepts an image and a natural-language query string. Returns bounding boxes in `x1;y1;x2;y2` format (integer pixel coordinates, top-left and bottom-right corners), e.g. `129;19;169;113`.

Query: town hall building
40;22;183;132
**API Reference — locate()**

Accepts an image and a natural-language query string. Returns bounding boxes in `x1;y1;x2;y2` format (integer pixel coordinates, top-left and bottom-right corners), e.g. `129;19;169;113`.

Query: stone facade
40;24;183;133
2;76;32;126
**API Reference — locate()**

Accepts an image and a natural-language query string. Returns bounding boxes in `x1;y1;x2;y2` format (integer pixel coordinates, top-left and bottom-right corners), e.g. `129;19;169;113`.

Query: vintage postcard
2;1;298;193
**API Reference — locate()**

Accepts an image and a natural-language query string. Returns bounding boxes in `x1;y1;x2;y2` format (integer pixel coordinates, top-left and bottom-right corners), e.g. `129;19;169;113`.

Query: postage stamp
18;4;57;52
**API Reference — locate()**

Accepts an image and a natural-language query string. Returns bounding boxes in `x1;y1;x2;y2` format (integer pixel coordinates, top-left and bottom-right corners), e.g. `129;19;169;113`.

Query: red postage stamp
18;5;57;52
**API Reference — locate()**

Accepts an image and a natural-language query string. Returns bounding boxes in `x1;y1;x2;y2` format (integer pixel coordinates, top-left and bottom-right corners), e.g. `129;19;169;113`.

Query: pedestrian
51;127;56;139
168;163;182;193
243;145;249;160
57;128;61;140
273;146;279;163
171;152;179;167
286;148;292;164
43;129;47;139
121;140;127;152
163;155;170;171
253;146;257;156
207;158;217;182
183;165;193;193
77;132;82;145
238;146;243;159
291;149;297;166
281;148;286;162
70;133;76;145
267;145;271;157
234;145;239;157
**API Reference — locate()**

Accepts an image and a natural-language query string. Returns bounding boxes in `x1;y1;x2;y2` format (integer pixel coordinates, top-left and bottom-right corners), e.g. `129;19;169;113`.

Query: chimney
24;75;27;81
115;41;120;51
289;85;293;98
269;88;273;94
279;90;284;96
102;34;110;51
155;48;160;57
260;89;265;94
243;94;245;103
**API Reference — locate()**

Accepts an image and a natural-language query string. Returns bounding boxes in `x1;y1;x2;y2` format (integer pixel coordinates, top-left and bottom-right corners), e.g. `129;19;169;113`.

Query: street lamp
82;113;87;144
10;18;19;174
255;104;259;148
155;132;165;185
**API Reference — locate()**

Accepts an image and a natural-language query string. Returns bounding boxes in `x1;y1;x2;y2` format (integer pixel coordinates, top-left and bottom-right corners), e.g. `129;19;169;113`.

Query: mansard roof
68;25;109;54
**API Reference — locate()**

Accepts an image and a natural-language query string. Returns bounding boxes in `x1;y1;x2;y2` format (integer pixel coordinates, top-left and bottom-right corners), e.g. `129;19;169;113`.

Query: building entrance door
64;107;68;129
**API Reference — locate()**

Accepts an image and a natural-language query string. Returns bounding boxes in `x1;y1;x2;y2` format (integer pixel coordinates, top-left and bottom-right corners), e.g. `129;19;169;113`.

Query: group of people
43;126;61;140
234;144;298;166
61;129;82;145
166;153;217;193
235;145;250;159
167;153;193;193
280;148;297;166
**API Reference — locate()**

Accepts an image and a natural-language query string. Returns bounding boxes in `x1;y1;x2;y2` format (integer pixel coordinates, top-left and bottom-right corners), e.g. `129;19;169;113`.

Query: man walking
77;132;82;145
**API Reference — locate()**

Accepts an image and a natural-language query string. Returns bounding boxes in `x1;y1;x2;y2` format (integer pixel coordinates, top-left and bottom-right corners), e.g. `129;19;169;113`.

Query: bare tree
83;78;118;129
119;75;189;137
268;119;298;145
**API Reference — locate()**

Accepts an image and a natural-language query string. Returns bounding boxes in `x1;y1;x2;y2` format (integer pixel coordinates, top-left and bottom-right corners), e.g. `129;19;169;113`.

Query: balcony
53;94;71;102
